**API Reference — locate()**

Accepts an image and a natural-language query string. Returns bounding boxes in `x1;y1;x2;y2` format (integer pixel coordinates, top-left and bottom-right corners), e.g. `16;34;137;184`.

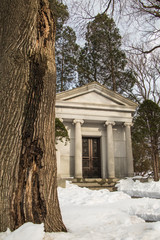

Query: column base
127;173;134;177
74;176;83;180
108;176;116;179
57;178;66;188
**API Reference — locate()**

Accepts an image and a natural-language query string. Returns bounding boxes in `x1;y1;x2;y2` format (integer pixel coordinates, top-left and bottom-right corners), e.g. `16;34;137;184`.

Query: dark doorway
82;137;101;178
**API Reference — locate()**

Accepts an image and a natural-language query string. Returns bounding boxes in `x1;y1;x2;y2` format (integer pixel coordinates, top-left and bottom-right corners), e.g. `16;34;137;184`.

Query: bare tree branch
127;51;160;104
142;45;160;53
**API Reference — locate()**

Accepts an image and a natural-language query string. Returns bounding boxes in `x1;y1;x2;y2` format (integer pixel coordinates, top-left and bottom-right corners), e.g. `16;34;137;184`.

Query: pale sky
63;0;160;51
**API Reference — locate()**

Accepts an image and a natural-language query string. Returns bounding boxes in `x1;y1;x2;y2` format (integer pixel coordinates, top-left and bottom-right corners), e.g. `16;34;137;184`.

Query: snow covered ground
1;178;160;240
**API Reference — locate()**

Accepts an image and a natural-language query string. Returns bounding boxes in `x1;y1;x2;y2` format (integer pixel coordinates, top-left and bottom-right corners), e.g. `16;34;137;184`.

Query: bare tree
0;0;66;232
64;0;160;53
125;0;160;53
127;51;160;104
63;0;121;37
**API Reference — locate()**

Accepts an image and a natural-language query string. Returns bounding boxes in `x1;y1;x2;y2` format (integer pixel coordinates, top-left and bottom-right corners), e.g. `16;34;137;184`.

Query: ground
1;178;160;240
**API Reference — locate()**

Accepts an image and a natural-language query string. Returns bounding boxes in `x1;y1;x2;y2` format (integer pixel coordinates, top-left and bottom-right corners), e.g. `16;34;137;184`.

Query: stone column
101;135;106;179
124;122;134;177
56;118;63;178
105;121;115;178
73;119;84;178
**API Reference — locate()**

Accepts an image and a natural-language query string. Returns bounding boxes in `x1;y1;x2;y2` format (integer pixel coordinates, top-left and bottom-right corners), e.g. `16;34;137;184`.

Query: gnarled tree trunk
0;0;66;232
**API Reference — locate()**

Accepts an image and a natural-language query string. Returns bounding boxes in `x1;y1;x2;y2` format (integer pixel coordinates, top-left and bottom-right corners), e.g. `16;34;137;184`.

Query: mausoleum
55;82;137;181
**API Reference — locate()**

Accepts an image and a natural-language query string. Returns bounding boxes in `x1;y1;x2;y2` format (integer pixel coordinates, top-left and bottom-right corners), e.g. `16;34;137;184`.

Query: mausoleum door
82;137;101;178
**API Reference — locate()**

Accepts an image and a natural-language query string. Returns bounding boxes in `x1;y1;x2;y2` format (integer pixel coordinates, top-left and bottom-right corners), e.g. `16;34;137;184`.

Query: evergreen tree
56;26;79;92
55;118;69;144
132;100;160;181
53;0;69;39
77;14;135;95
51;0;79;92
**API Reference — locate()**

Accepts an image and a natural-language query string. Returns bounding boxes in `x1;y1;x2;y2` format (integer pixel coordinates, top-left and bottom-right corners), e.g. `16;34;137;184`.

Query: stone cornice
55;101;137;113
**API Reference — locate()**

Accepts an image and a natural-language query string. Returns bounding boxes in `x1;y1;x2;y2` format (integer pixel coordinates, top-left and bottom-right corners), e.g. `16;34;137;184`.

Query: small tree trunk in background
111;56;116;92
0;0;66;232
153;151;159;182
60;49;64;92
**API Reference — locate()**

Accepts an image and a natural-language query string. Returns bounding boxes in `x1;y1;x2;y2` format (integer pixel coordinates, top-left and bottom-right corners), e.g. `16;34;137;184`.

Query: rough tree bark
0;0;66;232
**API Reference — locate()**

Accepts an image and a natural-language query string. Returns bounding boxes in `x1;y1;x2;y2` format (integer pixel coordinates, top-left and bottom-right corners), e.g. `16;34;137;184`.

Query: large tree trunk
0;0;66;232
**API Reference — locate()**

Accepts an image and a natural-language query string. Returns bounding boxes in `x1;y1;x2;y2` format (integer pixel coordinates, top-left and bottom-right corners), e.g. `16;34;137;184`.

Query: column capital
124;122;133;127
105;121;115;126
73;119;84;125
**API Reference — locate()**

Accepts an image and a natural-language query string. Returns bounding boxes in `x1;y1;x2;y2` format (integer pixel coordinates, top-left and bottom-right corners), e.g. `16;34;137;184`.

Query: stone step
71;178;119;191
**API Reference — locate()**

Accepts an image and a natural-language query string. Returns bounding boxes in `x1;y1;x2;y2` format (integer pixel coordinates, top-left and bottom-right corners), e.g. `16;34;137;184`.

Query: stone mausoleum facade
55;82;137;180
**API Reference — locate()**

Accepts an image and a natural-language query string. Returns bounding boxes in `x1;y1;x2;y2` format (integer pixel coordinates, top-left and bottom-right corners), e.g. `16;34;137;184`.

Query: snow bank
58;181;131;206
129;198;160;222
1;180;160;240
116;178;160;198
45;180;160;240
1;223;44;240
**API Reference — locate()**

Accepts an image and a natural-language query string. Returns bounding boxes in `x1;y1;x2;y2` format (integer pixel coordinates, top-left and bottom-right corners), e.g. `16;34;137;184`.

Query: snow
0;223;44;240
1;178;160;240
116;178;160;199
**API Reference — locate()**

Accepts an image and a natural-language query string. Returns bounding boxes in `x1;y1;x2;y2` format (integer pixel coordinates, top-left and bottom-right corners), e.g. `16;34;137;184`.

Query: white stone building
55;82;137;180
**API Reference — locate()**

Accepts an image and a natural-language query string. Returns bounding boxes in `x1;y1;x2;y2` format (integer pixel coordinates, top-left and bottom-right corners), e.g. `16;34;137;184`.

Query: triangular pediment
56;82;137;108
64;91;121;105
